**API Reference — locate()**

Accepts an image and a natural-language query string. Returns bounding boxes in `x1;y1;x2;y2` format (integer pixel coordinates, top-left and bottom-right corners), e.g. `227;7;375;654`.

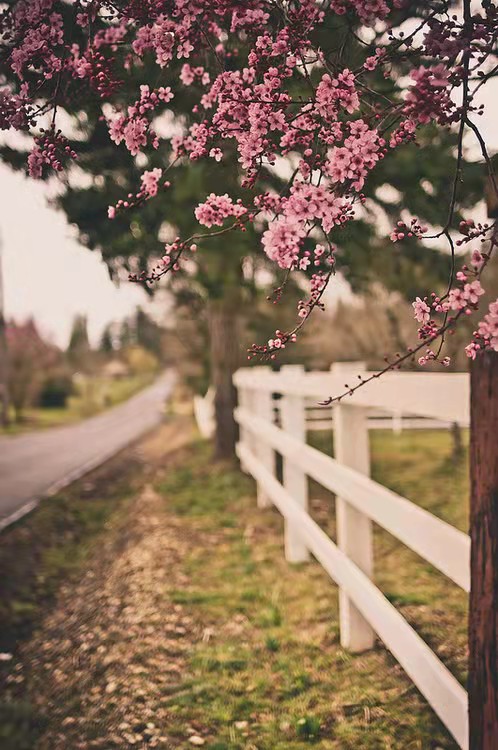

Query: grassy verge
0;418;193;750
308;428;469;687
0;373;156;436
0;455;142;749
0;457;140;657
155;429;466;749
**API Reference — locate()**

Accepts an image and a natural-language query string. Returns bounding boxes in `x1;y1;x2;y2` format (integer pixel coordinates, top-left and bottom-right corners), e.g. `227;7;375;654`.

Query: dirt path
5;421;209;749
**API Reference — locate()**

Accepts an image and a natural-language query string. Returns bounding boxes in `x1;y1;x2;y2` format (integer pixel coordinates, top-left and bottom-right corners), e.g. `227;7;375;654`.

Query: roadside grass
155;428;466;749
308;428;469;687
0;457;139;656
0;455;140;750
0;373;155;435
0;417;193;750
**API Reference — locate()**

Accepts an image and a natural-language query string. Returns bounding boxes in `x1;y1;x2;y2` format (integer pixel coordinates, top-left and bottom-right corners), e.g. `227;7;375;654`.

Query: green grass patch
1;373;156;435
0;456;139;749
157;432;464;749
309;428;469;686
0;458;138;652
156;439;253;518
0;474;135;652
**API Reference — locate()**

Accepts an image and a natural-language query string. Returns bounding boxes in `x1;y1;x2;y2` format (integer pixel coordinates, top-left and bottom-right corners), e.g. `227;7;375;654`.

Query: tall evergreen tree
99;325;114;354
68;315;90;360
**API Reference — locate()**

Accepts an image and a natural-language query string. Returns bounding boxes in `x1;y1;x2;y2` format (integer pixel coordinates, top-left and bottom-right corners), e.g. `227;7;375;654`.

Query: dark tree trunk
469;351;498;749
207;299;241;460
0;271;8;427
0;333;8;426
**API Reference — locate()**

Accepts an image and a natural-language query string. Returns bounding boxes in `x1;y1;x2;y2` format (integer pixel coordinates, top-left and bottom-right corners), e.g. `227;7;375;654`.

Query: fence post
237;382;252;473
392;410;403;435
469;351;498;749
252;367;274;508
331;362;375;652
280;364;309;563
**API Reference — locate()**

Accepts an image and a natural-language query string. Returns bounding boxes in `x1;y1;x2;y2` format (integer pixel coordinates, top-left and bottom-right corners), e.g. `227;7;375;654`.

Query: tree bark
0;240;9;427
207;299;241;460
469;351;498;749
0;320;8;427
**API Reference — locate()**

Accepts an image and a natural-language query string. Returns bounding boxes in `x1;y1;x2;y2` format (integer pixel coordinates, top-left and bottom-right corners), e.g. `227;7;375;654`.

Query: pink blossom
447;287;467;311
141;168;163;197
261;218;305;270
123;118;148;155
477;300;498;351
195;193;247;228
209;148;223;162
471;250;485;270
465;343;479;360
4;0;498;367
412;297;431;324
464;280;484;305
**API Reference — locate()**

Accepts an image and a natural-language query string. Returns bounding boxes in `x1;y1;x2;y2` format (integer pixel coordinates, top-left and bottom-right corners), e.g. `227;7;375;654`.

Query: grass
308;428;469;686
0;451;142;750
0;423;467;749
154;428;467;749
0;456;139;655
0;372;156;435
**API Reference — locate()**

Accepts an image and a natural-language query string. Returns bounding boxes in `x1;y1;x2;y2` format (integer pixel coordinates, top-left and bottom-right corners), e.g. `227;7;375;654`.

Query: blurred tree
99;325;114;354
119;319;134;350
135;307;164;359
67;314;91;371
6;320;59;422
38;371;75;409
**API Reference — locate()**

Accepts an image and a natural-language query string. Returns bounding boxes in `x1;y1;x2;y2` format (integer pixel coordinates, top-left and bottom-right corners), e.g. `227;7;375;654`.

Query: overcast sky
2;76;498;349
1;163;148;347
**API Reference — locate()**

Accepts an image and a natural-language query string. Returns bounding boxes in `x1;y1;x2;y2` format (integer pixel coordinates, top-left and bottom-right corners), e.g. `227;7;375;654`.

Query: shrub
38;373;74;409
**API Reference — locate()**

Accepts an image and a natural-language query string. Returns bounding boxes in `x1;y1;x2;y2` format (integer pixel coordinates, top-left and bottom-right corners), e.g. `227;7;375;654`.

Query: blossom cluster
108;168;169;219
390;218;428;243
1;0;498;366
195;194;247;228
107;85;174;156
410;229;496;365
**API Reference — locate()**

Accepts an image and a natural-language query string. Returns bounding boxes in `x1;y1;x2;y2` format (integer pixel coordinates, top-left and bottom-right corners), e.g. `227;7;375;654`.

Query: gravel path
6;422;207;749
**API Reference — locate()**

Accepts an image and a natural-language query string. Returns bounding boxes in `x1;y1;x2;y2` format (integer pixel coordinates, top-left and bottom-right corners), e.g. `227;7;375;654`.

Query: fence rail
233;363;470;749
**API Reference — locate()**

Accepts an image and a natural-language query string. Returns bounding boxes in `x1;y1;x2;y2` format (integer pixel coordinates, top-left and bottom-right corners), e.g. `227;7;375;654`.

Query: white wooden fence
233;362;470;749
194;381;463;440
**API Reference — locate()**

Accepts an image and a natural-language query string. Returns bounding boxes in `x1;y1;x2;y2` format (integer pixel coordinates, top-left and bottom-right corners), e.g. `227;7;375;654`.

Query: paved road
0;370;176;530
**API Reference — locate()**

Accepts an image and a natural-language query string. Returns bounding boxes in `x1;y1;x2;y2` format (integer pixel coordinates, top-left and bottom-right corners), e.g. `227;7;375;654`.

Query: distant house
102;359;129;380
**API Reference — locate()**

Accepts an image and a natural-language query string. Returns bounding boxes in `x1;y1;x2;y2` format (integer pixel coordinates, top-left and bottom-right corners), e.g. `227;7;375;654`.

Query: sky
1;72;498;349
0;163;148;348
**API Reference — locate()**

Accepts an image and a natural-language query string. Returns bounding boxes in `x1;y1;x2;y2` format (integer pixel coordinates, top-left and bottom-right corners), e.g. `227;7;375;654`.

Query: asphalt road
0;370;176;530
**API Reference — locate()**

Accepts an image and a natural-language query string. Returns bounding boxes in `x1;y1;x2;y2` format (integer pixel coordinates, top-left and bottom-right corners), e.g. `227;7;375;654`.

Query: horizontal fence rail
233;368;470;425
233;363;470;749
235;407;470;591
237;443;468;749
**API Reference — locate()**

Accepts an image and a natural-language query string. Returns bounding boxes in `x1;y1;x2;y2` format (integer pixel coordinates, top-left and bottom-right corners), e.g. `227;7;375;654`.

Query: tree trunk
469;351;498;749
0;242;9;427
0;326;8;427
207;299;241;460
